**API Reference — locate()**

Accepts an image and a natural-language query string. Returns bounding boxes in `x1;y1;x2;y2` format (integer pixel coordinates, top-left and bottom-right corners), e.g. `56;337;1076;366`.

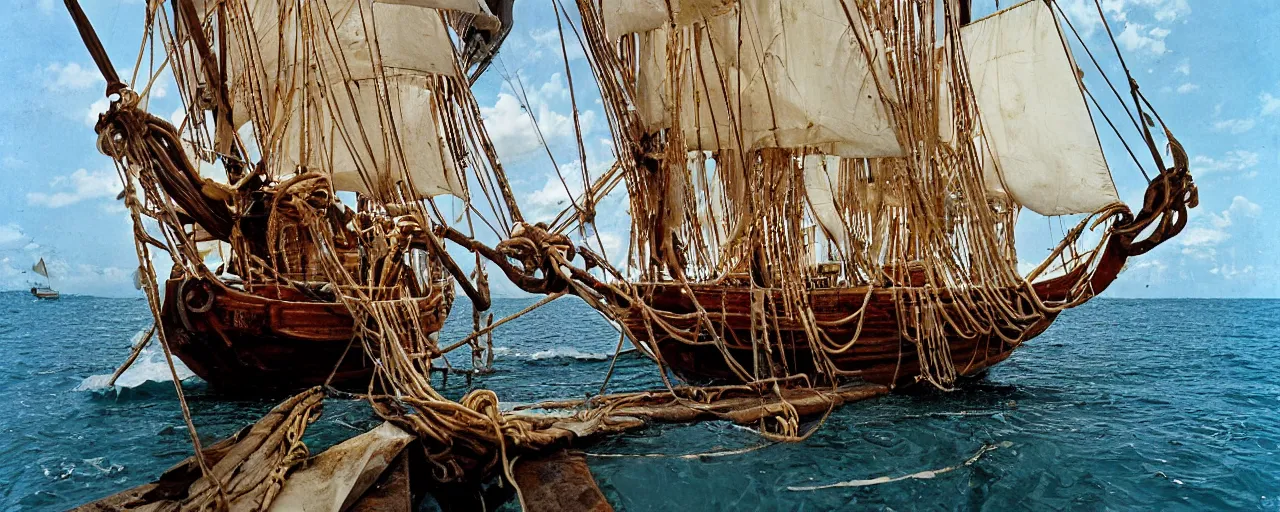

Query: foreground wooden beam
513;383;891;442
512;450;612;512
75;383;892;511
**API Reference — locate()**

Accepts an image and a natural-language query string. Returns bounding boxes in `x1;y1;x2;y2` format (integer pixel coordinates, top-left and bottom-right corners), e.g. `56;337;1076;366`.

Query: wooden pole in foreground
107;324;156;387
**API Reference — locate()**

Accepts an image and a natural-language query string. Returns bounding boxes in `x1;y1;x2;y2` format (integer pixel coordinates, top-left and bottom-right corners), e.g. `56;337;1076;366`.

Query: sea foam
75;329;195;392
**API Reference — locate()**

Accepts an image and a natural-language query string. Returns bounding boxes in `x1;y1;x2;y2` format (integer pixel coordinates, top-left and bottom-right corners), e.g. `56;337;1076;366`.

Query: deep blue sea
1;291;1277;510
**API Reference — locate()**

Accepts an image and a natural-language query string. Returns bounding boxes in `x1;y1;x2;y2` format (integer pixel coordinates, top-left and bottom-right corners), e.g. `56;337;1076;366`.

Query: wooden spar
415;226;491;311
437;292;566;356
76;382;892;510
63;0;125;96
106;323;156;386
174;0;236;153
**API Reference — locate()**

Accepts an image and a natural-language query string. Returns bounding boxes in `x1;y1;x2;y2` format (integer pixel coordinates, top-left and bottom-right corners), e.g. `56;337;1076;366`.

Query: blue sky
0;0;1275;298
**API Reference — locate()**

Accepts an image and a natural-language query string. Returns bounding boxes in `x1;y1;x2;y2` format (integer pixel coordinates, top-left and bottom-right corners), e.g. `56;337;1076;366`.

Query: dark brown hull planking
160;277;450;392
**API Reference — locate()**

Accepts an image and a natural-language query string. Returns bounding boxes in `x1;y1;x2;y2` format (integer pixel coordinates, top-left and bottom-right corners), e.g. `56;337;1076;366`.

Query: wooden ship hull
620;233;1134;388
627;281;1052;387
160;277;452;391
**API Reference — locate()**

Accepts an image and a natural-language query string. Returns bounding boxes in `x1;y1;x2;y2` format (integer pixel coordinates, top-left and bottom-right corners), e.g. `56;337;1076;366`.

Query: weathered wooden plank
512;450;613;512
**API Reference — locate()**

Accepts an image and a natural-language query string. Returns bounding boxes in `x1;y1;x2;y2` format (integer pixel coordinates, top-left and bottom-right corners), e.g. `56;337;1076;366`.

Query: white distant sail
32;258;49;278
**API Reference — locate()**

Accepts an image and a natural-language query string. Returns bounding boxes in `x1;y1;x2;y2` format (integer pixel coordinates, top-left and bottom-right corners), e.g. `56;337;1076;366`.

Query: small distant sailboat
30;258;59;300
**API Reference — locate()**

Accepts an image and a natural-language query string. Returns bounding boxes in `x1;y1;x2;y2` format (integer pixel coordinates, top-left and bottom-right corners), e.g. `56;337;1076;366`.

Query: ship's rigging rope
72;0;1198;505
520;0;1192;392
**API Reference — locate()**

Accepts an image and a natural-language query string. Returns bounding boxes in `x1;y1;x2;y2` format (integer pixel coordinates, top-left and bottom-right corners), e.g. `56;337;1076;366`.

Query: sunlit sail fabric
277;75;465;200
608;0;905;158
960;0;1120;215
190;0;469;200
601;0;734;37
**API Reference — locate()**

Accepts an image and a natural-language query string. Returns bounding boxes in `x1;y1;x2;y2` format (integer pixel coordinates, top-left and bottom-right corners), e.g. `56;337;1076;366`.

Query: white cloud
1116;22;1169;55
1211;118;1255;135
480;73;597;162
482;92;569;160
0;223;26;247
1175;59;1191;76
1144;0;1190;22
1178;196;1260;263
1209;263;1254;280
1179;227;1229;260
1190;150;1259;177
1261;92;1280;116
583;231;625;264
524;161;589;222
44;62;102;92
1228;195;1263;218
170;106;187;127
1175;83;1199;94
1208;195;1263;229
37;0;54;14
0;257;140;297
529;27;585;62
1058;0;1119;37
1122;258;1169;285
1099;0;1191;24
149;80;169;99
84;97;110;127
27;169;120;208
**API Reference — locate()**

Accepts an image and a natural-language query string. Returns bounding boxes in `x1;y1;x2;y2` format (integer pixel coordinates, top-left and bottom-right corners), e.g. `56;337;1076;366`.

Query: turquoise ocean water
0;291;1277;510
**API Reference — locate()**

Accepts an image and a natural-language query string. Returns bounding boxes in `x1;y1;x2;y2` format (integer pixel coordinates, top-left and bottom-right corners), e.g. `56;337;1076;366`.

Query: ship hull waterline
619;239;1128;389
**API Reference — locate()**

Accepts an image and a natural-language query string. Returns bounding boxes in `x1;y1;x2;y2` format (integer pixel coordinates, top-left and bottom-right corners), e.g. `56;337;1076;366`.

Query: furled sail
960;0;1119;216
611;0;905;158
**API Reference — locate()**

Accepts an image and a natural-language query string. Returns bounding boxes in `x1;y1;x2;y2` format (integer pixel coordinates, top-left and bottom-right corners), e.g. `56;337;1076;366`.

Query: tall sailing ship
71;0;522;391
483;0;1199;390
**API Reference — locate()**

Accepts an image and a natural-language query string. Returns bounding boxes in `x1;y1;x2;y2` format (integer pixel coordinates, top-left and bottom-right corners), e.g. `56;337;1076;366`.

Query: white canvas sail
188;0;468;200
960;0;1120;216
277;75;465;201
803;155;848;251
601;0;735;39
32;258;49;278
615;0;905;158
739;1;903;158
